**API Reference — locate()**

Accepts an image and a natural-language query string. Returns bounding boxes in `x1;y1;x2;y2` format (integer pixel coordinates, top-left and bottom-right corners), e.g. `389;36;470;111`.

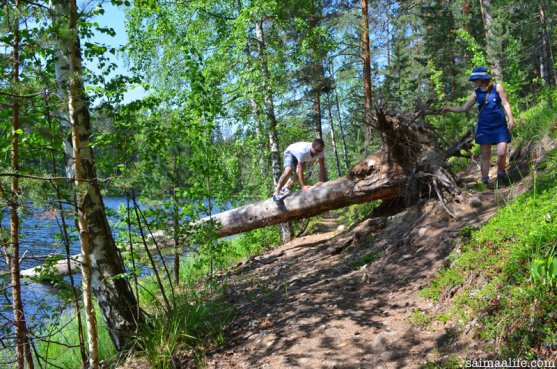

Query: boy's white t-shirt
285;142;324;163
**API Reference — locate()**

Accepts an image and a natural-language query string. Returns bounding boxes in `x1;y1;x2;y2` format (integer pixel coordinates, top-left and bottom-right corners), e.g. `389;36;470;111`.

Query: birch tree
49;0;142;353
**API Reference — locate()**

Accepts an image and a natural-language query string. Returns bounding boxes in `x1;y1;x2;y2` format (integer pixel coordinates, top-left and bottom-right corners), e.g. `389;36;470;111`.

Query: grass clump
423;148;557;358
134;291;234;369
132;225;281;367
351;250;383;270
35;306;117;368
337;201;380;226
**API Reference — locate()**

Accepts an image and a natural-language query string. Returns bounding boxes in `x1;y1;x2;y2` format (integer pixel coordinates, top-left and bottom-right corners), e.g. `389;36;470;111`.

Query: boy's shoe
279;188;290;196
481;176;489;186
272;194;283;203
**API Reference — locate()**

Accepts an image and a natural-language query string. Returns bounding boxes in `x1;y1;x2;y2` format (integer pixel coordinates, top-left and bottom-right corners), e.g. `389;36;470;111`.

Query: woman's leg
496;142;508;173
480;144;492;180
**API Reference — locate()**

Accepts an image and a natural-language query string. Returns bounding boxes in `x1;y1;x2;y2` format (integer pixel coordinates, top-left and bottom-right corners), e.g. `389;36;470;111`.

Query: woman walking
442;66;515;186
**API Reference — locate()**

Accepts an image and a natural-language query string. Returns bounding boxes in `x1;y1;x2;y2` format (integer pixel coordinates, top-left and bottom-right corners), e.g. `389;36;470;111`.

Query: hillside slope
203;166;535;368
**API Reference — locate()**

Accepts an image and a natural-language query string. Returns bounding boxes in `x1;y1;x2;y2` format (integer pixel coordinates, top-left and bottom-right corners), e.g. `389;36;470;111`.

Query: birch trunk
50;0;142;352
255;18;293;242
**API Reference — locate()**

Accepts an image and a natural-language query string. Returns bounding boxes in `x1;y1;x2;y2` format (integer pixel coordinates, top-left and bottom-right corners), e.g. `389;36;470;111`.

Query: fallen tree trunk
202;107;462;238
204;156;407;237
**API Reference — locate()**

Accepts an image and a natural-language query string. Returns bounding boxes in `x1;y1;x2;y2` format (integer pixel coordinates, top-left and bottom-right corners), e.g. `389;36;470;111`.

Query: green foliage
135;294;234;369
422;146;557;357
530;256;557;287
35;306;116;369
351;250;383;270
409;308;433;328
454;29;486;69
338;201;380;226
420;355;463;369
513;89;557;142
226;226;281;258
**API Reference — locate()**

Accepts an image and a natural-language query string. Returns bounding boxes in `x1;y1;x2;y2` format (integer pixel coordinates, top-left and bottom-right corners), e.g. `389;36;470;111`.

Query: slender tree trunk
462;0;472;33
45;94;88;366
361;0;373;153
236;0;268;182
308;0;325;139
479;0;502;81
9;3;34;367
326;93;342;177
67;2;99;367
313;71;324;140
50;0;142;352
173;156;180;285
328;61;350;171
386;9;391;67
539;1;557;86
255;18;293;242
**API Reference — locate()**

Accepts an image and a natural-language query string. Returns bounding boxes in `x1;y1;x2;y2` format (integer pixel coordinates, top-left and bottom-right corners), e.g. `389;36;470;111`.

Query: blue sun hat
468;66;491;81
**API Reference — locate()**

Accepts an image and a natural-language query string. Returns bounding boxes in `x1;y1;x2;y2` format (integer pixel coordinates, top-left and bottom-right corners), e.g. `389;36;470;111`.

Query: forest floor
201;163;533;369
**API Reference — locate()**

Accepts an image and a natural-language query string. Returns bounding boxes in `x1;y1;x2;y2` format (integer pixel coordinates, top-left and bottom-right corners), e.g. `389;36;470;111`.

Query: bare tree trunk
50;0;142;352
203;159;406;238
173;156;180;285
326;93;342;177
361;0;373;152
67;2;99;367
9;3;34;367
255;18;293;242
45;95;88;365
479;0;503;81
313;75;324;139
328;61;350;171
539;1;557;87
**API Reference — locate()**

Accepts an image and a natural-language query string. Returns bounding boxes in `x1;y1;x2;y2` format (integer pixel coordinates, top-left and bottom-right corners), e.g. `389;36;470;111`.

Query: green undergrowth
35;305;117;368
422;149;557;359
33;226;281;369
337;200;381;226
132;225;281;367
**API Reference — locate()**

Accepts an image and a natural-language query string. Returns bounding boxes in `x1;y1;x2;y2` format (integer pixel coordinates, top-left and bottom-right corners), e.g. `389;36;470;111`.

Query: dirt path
205;177;529;369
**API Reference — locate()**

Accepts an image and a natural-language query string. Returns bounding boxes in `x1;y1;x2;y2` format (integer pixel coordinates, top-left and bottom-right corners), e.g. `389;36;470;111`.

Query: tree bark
206;158;406;238
539;1;557;87
50;0;142;352
326;93;342;177
361;0;373;152
9;2;34;367
328;61;350;171
67;1;99;366
255;18;294;242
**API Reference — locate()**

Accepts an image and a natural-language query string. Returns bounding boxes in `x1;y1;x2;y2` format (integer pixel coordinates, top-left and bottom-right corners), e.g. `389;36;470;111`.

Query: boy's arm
297;162;311;192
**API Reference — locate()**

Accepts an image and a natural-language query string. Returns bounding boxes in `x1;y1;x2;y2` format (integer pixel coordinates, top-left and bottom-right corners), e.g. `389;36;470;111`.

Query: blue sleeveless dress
474;83;511;144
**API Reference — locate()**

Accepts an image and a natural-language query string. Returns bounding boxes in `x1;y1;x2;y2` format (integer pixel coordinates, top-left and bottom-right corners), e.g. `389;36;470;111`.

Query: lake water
0;196;228;333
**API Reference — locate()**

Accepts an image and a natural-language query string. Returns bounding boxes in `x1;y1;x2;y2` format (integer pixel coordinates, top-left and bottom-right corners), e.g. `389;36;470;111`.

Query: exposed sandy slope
203;169;530;369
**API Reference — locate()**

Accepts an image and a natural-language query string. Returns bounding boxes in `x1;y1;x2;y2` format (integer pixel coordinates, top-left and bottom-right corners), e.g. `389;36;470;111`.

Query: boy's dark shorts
283;151;298;169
